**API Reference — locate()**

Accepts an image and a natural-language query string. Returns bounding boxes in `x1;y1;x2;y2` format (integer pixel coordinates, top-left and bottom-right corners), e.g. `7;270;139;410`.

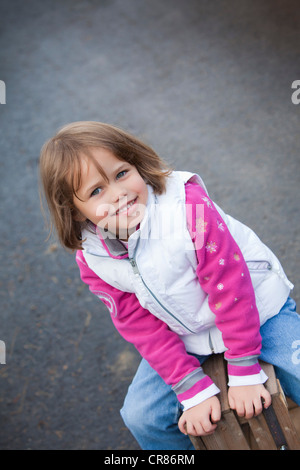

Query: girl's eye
116;170;127;180
91;187;102;197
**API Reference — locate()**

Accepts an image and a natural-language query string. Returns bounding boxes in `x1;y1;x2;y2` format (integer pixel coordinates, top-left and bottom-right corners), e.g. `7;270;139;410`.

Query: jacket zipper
129;257;197;334
208;332;215;354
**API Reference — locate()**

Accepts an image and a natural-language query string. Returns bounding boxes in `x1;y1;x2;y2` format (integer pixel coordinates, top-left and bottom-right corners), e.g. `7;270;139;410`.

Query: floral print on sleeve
185;182;262;360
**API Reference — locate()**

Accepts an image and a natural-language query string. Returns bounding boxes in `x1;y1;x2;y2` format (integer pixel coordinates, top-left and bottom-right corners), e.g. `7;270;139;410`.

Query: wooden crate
188;354;300;450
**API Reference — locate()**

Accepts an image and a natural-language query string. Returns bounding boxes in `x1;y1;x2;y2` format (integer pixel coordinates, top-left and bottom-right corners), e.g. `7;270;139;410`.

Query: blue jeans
120;297;300;450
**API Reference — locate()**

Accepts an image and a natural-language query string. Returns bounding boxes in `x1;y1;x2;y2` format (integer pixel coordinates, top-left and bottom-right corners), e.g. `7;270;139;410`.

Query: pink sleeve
185;182;268;386
76;250;220;409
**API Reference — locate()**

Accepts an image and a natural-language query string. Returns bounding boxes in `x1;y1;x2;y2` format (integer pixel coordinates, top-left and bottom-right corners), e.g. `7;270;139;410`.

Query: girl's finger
261;389;272;409
211;403;221;424
178;416;187;435
186;421;198;437
244;401;255;419
253;397;263;416
235;400;246;417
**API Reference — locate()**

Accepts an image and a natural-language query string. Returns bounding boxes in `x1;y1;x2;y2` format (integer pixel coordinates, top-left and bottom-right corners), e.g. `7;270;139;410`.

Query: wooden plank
189;355;300;450
200;411;250;450
287;397;298;410
202;354;230;413
240;423;259;449
271;394;300;450
259;360;280;396
260;366;300;449
188;434;207;451
248;413;277;450
189;410;251;450
289;407;300;436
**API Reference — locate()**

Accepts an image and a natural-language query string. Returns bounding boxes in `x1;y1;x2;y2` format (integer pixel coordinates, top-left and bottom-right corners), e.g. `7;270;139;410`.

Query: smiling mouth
115;197;138;215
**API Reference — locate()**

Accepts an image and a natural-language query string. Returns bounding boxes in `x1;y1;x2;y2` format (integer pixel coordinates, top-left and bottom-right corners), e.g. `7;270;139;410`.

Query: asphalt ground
0;0;299;450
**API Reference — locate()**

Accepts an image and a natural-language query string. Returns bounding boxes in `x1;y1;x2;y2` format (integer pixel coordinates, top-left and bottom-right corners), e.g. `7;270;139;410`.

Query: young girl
40;121;300;450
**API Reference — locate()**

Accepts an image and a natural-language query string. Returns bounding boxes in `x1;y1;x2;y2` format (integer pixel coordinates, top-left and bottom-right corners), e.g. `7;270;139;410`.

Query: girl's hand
178;396;221;436
228;384;272;419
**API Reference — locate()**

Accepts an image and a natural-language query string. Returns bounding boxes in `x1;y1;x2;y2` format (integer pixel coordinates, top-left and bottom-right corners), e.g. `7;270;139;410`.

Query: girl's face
73;147;148;240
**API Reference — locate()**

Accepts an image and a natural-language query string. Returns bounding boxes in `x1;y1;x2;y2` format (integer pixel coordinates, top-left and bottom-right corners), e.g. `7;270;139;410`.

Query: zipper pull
129;258;140;275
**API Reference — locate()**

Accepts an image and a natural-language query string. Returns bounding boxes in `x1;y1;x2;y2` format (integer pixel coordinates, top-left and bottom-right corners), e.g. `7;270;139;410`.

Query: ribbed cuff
226;357;268;387
172;368;220;411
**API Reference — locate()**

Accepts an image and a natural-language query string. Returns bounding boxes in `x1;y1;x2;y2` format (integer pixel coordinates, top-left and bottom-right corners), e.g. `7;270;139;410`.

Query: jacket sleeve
76;250;220;410
185;182;268;387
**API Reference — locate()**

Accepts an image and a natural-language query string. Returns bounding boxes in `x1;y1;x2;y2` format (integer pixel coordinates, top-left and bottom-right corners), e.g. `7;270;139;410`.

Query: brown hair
39;121;172;250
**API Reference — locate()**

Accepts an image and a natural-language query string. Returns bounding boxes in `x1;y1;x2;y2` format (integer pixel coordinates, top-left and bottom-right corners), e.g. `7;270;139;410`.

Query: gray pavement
0;0;299;450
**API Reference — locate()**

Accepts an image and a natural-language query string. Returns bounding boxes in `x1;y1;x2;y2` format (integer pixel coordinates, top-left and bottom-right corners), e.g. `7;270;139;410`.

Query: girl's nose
111;184;127;203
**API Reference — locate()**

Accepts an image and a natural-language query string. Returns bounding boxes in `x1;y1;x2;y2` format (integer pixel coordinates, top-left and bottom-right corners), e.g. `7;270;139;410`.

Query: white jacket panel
82;171;292;355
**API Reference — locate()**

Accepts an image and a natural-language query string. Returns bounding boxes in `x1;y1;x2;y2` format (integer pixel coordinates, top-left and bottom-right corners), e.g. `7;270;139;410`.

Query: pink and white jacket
76;171;293;410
